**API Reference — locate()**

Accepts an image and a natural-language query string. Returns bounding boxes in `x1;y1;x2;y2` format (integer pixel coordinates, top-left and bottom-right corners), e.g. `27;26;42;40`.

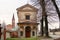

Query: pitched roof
16;4;38;11
6;24;12;30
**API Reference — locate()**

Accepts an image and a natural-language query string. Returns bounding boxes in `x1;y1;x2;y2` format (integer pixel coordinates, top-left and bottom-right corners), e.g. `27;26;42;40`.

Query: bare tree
39;0;49;37
51;0;60;28
30;0;59;37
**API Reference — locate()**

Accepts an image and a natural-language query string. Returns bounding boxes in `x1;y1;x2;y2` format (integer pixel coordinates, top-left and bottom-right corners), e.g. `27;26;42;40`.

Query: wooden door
25;30;30;37
25;26;31;38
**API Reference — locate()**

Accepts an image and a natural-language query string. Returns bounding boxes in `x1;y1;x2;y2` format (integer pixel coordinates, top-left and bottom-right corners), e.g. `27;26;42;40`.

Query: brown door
25;30;30;37
25;26;31;38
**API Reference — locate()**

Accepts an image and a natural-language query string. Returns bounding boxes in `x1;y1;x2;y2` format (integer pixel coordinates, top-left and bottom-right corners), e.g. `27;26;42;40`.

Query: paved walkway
41;39;54;40
50;34;60;39
39;34;60;40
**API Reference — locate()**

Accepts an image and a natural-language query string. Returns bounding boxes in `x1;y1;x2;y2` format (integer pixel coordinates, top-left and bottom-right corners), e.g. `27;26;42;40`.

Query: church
17;4;39;38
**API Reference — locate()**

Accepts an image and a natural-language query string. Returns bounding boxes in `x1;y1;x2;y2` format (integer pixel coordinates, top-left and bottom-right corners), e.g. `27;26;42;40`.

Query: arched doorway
25;26;31;38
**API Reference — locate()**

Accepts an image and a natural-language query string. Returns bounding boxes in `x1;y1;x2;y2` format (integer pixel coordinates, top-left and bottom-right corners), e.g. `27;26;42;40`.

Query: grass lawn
6;37;39;40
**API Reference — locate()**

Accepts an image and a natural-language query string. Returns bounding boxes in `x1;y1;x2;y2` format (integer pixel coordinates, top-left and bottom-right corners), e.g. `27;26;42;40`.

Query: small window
20;31;23;36
26;15;30;20
32;31;35;36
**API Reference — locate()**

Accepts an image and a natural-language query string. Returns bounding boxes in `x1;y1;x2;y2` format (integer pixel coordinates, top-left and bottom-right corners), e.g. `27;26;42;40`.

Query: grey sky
0;0;28;24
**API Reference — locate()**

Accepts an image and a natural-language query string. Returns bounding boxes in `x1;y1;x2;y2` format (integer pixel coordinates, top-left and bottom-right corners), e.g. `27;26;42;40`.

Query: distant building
12;14;15;28
6;24;12;30
6;14;18;38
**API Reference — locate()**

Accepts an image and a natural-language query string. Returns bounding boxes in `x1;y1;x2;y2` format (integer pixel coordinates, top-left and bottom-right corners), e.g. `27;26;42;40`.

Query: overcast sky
0;0;28;24
0;0;60;29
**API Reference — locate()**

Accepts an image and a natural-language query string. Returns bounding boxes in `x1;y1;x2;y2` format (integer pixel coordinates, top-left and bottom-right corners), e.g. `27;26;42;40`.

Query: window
26;15;30;20
20;31;23;36
32;31;35;36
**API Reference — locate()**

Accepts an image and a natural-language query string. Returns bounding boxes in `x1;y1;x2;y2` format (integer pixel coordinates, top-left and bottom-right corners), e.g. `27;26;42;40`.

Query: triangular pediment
21;7;33;10
16;4;38;11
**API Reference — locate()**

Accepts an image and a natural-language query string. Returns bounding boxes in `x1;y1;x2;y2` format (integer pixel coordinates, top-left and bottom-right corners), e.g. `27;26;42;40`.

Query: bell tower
12;14;15;28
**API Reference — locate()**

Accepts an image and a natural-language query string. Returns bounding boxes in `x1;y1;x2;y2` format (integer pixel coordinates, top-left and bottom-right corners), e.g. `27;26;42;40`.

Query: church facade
17;4;39;38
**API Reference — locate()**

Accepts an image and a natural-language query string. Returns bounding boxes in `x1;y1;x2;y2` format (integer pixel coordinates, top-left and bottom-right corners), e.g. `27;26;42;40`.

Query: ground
6;32;60;40
6;37;39;40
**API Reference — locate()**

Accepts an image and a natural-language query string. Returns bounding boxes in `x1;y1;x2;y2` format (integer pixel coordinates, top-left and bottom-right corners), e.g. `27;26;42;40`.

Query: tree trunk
0;24;2;39
45;15;49;37
4;28;6;40
51;0;60;28
0;28;1;39
40;16;44;36
40;0;49;37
